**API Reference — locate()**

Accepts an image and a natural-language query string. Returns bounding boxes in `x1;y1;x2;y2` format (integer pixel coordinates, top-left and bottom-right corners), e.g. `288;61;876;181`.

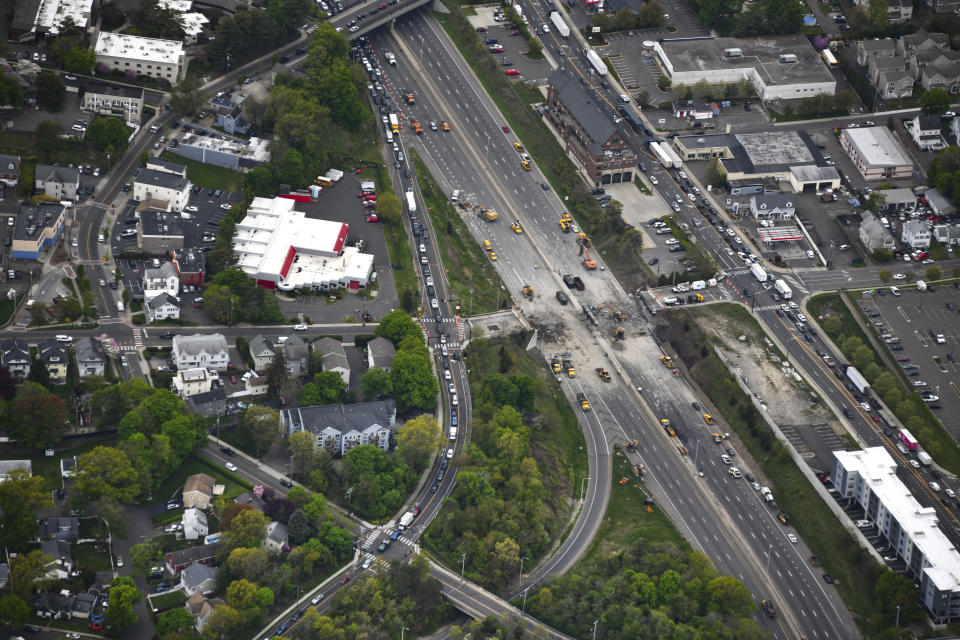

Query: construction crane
583;247;597;270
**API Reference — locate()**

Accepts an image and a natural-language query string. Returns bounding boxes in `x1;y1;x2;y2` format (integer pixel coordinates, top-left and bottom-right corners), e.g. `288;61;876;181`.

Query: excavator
521;285;534;300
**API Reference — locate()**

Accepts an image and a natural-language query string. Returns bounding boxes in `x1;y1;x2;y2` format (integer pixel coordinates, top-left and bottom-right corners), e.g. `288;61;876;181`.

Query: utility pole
592;619;599;640
402;627;409;640
460;552;466;578
522;587;529;612
519;555;529;585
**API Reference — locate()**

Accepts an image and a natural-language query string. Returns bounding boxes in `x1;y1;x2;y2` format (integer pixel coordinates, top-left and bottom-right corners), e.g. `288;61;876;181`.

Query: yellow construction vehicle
477;208;499;221
577;232;591;248
563;359;576;377
510;220;522;233
559;218;570;232
614;327;626;340
521;160;531;171
521;285;534;300
577;392;591;411
551;357;562;374
661;419;676;437
596;367;611;381
583;248;597;270
659;355;674;368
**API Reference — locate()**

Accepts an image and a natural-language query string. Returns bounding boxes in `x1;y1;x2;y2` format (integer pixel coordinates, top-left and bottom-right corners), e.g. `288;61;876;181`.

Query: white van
385;131;393;143
931;482;942;492
890;286;901;296
449;427;457;441
116;301;125;312
149;125;159;133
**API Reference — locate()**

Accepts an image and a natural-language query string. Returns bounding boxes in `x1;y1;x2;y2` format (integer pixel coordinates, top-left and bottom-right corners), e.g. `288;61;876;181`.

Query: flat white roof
843;126;913;168
158;0;193;10
36;0;93;33
180;132;271;162
177;12;209;36
836;448;960;591
95;32;184;65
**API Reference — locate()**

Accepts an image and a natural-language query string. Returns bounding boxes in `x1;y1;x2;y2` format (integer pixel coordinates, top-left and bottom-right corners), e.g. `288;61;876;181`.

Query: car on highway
339;575;351;585
446;448;454;459
310;593;326;605
788;534;798;544
160;331;176;339
280;478;294;488
225;462;238;471
728;467;741;478
55;335;73;343
220;447;235;456
893;273;905;280
293;324;307;331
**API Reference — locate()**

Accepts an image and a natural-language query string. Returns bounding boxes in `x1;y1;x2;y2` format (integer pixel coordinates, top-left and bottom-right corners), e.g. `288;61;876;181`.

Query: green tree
926;265;942;281
156;607;196;636
287;508;314;545
657;74;671;91
299;370;347;406
36;119;61;160
267;0;313;34
27;358;51;388
169;75;206;115
239;405;281;458
74;446;142;503
97;495;131;539
696;0;740;25
288;430;322;477
377;191;402;223
35;72;65;111
105;577;141;636
63;46;96;73
224;508;270;550
0;74;26;109
361;366;392;400
130;0;184;38
0;594;30;630
764;0;804;34
375;310;421;346
391;350;438;411
868;0;889;30
224;547;269;582
202;604;244;640
130;540;163;577
8;550;52;602
878;269;892;283
86;117;131;152
396;414;441;471
9;387;67;450
0;466;52;550
226;578;258;610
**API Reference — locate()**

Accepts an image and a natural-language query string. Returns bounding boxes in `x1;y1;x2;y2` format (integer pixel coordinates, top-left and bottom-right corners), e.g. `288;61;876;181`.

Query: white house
143;261;180;298
180;563;216;597
75;337;106;378
263;522;288;554
901;220;932;249
367;337;396;372
172;333;229;371
133;168;191;212
173;368;213;398
146;293;180;323
182;508;209;540
35;165;79;201
749;193;796;220
908;114;947;151
933;224;960;245
248;335;276;371
314;337;349;385
860;216;896;251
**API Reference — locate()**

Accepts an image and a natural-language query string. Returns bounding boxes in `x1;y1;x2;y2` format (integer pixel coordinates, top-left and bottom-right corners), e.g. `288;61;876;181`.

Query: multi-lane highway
359;10;858;638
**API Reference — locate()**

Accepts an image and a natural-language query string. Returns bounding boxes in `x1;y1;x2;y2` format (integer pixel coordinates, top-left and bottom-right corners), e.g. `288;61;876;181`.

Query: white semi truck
774;279;792;299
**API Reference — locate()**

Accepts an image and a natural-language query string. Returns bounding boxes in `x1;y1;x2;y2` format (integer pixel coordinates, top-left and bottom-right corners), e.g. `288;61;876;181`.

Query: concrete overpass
330;0;432;39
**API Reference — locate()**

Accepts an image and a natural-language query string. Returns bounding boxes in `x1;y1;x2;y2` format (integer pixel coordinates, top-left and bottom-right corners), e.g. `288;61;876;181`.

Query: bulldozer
614;327;626;340
477;208;499;221
596;367;611;381
521;285;534;300
583;247;597;270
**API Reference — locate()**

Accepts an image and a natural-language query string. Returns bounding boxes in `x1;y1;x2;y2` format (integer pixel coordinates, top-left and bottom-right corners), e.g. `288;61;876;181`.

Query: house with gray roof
876;69;914;99
901;220;932;249
173;333;229;370
188;388;227;417
146;292;180;323
897;31;949;57
143;261;180;297
35;164;79;201
857;38;897;66
545;69;636;187
0;154;21;187
282;399;396;457
1;338;30;378
926;188;956;215
859;215;896;251
934;224;960;245
749;194;796;220
283;336;309;377
38;339;69;383
165;542;220;575
75;337;105;378
71;593;97;619
367;337;396;372
133;168;191;212
186;592;223;632
263;521;288;554
181;563;216;596
40;516;79;541
42;540;73;579
314;337;349;385
249;334;276;370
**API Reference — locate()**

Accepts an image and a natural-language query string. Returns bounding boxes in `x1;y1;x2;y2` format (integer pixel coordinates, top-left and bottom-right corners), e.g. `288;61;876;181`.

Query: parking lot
857;282;960;440
468;9;553;84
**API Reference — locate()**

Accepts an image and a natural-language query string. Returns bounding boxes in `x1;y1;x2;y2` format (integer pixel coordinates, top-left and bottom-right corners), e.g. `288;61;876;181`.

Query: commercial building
35;165;79;201
654;35;836;101
840;126;914;181
12;202;65;260
833;447;960;622
545;69;636;186
233;196;374;291
674;132;840;193
138;210;184;254
94;32;187;83
874;187;918;213
177;131;270;169
172;333;229;371
133;168;191;212
10;0;92;41
172;248;206;287
81;81;145;124
281;399;397;457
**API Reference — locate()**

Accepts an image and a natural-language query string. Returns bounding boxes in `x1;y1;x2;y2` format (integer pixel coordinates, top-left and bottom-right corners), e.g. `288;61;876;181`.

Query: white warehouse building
94;32;187;83
654;35;836;101
833;447;960;622
233;197;374;292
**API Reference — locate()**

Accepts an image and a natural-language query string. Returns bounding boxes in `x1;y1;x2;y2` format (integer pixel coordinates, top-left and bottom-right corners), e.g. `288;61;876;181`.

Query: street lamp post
895;605;900;627
401;627;409;640
592;619;599;640
460;552;467;578
522;587;529;612
519;555;529;585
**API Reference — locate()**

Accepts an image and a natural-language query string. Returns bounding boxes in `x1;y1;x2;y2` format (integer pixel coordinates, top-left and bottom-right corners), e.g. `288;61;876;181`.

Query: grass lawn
0;435;117;492
78;518;107;540
160;151;243;193
580;454;684;566
149;590;187;612
151;533;196;552
0;133;104;168
808;292;960;474
0;298;15;325
660;304;883;627
148;453;252;507
411;151;508;314
72;542;113;572
466;336;588;498
928;241;951;262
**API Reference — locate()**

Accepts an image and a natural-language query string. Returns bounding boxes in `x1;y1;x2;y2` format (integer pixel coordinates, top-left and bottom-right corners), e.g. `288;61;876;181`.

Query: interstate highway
365;11;856;638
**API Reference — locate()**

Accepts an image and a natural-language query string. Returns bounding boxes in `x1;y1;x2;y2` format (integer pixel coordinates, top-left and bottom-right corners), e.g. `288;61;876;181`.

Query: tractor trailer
649;142;676;169
774;279;792;299
550;11;570;37
586;50;608;76
845;366;870;394
661;143;683;168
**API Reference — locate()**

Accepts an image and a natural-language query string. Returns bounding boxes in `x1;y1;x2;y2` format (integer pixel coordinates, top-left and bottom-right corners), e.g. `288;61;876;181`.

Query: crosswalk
133;327;143;350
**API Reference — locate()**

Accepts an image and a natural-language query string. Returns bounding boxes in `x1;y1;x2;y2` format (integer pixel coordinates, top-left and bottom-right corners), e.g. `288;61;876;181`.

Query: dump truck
563;359;576;377
477;208;498;221
551;357;562;374
577;392;591;411
410;119;423;134
596;367;611;381
521;285;534;300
